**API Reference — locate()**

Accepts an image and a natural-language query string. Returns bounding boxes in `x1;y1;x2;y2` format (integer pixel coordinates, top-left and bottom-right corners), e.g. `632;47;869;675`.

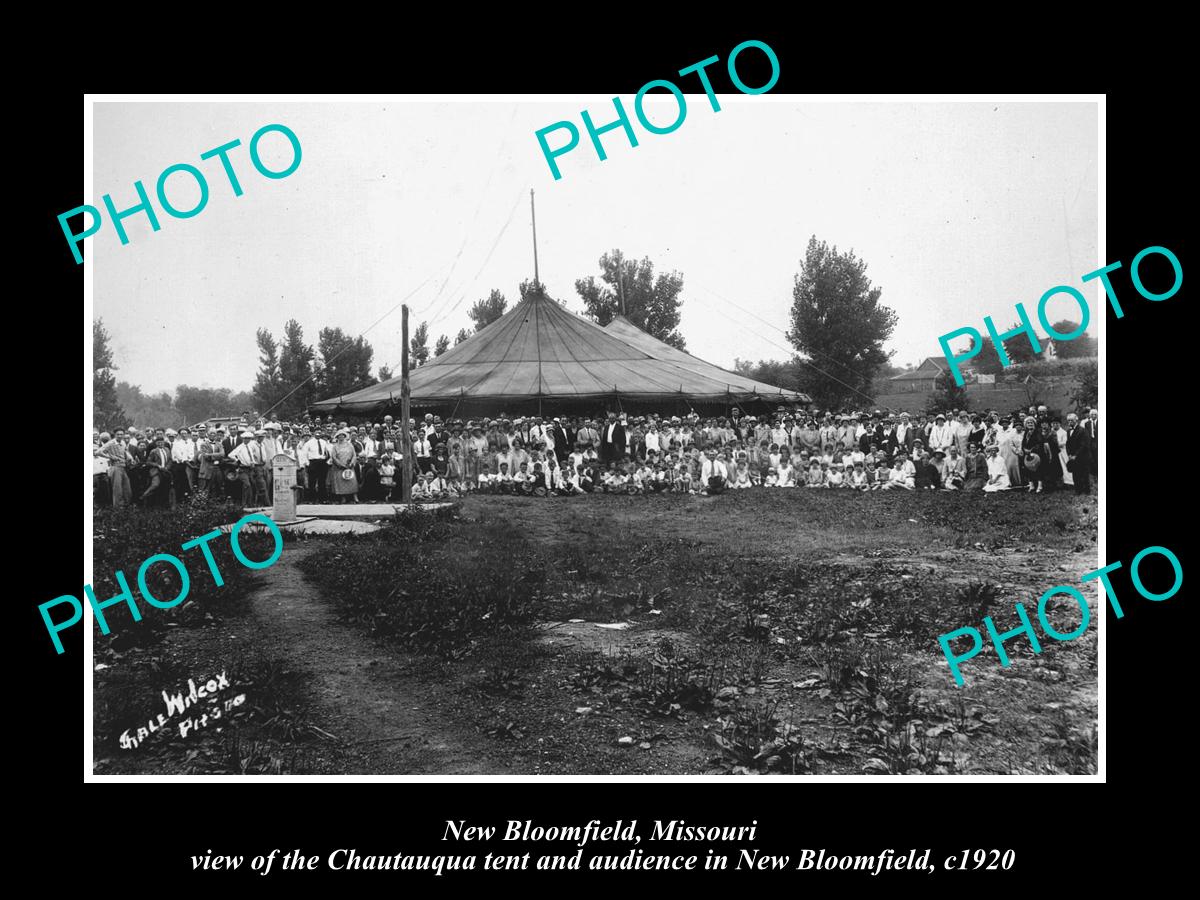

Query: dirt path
244;543;510;774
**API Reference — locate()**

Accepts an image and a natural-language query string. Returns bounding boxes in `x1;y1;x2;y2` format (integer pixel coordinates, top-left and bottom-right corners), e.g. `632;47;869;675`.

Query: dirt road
244;542;509;774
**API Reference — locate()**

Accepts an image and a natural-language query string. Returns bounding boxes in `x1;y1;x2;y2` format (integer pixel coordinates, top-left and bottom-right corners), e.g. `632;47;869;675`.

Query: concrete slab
287;519;383;535
243;502;455;521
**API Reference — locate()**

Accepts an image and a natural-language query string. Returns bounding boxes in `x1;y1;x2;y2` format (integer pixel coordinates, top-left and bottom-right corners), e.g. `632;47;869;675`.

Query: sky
93;98;1098;396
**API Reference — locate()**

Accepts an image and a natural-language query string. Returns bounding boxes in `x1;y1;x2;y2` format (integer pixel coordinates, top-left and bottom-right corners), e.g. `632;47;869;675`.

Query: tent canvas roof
603;314;810;403
310;293;807;416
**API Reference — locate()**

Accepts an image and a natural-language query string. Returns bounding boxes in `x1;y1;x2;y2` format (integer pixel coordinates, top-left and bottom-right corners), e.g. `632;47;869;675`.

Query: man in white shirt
227;431;257;506
261;423;282;464
413;430;433;474
302;430;330;502
359;430;377;459
599;411;626;463
249;430;270;505
171;427;197;499
700;449;729;495
294;428;311;468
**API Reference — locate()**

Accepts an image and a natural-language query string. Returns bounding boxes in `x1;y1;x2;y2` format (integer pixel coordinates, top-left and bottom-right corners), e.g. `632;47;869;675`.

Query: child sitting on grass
805;460;824;487
777;458;796;487
883;453;916;490
849;460;870;490
826;461;845;488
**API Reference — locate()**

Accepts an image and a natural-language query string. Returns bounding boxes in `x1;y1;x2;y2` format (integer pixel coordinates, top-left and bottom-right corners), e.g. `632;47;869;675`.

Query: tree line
93;238;1095;432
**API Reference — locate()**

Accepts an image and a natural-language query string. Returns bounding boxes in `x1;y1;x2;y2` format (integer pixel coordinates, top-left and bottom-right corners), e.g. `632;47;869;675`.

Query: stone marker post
271;453;299;522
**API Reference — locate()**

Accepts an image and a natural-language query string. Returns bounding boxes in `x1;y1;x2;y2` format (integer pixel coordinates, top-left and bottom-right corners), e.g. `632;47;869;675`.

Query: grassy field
93;489;1098;776
302;489;1099;775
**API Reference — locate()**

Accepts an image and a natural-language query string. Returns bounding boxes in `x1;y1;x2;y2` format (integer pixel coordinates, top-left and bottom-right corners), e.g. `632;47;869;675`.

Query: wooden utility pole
401;304;412;503
530;189;539;285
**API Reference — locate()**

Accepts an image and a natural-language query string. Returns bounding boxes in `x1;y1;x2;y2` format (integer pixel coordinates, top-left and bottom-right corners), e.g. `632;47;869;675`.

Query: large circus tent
309;287;807;419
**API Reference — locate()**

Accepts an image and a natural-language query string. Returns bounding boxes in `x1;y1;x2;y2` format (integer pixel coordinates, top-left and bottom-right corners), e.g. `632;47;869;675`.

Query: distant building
887;357;947;393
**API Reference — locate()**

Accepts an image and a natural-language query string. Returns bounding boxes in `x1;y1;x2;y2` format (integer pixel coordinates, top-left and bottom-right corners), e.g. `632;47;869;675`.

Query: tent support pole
401;305;412;504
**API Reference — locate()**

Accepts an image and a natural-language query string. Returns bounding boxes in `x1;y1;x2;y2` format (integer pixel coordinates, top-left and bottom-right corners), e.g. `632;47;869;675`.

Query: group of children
407;440;1018;498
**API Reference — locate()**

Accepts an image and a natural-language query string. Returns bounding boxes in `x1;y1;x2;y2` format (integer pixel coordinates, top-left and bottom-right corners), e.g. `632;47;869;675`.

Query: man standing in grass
1065;413;1092;495
700;448;728;495
142;435;174;508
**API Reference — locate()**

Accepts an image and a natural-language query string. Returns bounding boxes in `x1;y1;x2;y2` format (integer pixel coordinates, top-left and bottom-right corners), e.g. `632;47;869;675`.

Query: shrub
632;641;719;715
91;496;275;657
711;699;811;774
299;516;544;655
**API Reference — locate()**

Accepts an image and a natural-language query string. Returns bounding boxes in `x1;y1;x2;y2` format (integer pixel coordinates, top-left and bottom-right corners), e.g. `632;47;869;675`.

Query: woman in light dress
996;417;1022;488
329;430;359;503
466;427;488;489
982;444;1011;492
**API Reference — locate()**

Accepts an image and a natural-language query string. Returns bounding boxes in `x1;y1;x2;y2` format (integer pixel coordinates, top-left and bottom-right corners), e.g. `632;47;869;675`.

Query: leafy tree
926;370;970;415
434;334;450;357
410;321;430;366
1048;320;1097;359
228;391;257;416
454;328;471;346
93;319;128;432
173;385;254;423
116;381;183;429
176;385;230;423
277;319;315;418
997;322;1041;365
786;236;897;409
732;357;805;393
575;250;687;349
1071;363;1098;411
314;327;376;399
963;334;1005;375
377;365;393;383
520;278;546;301
252;327;284;413
469;289;507;331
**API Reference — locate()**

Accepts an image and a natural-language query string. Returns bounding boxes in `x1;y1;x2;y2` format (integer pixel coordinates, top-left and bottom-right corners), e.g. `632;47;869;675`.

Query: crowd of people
93;404;1099;508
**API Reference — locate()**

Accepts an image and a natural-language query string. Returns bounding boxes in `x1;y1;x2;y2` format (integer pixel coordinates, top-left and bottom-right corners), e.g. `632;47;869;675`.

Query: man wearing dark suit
428;420;451;452
1086;408;1099;484
140;437;174;508
599;411;627;463
551;419;571;464
222;428;241;458
1065;413;1092;494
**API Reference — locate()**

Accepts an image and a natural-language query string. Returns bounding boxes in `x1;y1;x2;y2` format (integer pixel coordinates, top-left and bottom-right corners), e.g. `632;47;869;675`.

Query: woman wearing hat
329;430;359;503
962;442;987;492
447;426;467;489
998;416;1023;488
464;426;486;490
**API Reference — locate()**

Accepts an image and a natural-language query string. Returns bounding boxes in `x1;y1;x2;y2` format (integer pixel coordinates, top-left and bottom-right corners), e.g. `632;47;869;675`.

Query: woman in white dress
982;445;1011;492
997;418;1022;488
1054;418;1073;486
